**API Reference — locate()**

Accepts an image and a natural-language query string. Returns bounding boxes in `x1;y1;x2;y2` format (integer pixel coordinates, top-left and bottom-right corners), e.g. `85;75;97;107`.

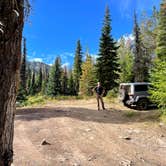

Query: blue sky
24;0;160;67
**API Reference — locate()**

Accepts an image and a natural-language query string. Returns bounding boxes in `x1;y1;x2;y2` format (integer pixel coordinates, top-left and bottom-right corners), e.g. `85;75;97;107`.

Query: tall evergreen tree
68;72;75;95
96;6;120;91
150;60;166;108
150;0;166;109
73;40;82;95
42;65;49;95
80;53;97;96
133;12;145;82
156;1;166;61
36;66;43;93
29;70;36;95
61;66;68;95
47;57;62;96
17;37;27;101
27;66;32;94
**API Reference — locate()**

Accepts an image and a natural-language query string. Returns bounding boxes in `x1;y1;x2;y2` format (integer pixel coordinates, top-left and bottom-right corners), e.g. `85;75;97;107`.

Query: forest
17;4;165;110
0;0;166;165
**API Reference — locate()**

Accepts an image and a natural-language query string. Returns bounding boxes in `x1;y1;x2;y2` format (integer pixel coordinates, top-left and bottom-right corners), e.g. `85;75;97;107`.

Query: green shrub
55;95;83;100
19;95;86;107
160;108;166;123
20;95;48;107
124;111;136;118
106;88;118;99
150;60;166;110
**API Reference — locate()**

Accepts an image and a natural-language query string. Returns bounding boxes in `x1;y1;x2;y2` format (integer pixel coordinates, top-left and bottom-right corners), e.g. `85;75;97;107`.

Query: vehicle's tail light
129;94;134;99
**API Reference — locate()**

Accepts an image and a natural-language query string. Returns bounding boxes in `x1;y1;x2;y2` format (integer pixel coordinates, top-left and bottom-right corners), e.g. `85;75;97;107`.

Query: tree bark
0;0;24;165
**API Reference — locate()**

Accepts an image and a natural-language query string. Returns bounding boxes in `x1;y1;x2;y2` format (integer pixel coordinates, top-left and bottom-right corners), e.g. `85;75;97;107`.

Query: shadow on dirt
15;106;160;124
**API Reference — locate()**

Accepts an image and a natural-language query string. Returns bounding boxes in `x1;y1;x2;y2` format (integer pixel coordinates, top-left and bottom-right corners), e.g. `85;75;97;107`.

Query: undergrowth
16;94;93;107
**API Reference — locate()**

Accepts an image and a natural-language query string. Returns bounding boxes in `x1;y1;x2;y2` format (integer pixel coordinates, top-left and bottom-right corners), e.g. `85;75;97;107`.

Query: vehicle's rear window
135;85;148;92
120;85;131;93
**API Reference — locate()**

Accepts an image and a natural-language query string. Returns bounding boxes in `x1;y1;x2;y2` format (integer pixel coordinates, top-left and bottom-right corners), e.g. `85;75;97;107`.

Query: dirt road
14;99;166;166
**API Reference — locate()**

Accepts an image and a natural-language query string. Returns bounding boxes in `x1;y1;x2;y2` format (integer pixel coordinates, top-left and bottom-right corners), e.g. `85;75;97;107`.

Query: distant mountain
125;35;134;50
27;61;50;73
118;34;135;51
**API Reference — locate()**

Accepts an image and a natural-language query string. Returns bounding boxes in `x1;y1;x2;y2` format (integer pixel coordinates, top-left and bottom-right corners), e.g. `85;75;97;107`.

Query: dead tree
0;0;29;165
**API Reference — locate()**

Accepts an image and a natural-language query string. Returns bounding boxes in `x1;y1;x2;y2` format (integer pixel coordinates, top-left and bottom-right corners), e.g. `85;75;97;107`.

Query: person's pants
96;94;105;110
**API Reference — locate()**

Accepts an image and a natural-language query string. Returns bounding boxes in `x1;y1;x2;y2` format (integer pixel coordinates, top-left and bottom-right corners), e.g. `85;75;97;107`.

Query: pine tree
133;12;146;82
150;60;166;108
17;37;27;101
29;70;36;95
61;66;68;95
27;66;32;94
80;53;97;96
150;0;166;109
68;72;75;95
47;57;62;96
96;6;120;92
42;65;49;95
73;40;82;95
156;1;166;61
36;66;43;93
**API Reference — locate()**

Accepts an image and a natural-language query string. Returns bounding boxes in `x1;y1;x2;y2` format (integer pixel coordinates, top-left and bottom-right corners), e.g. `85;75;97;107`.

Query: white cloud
136;0;160;12
118;33;135;49
65;52;74;57
120;0;132;12
30;58;43;62
60;52;74;58
118;34;134;43
91;53;98;59
116;0;159;20
62;62;70;68
123;34;134;41
28;51;74;66
119;0;133;19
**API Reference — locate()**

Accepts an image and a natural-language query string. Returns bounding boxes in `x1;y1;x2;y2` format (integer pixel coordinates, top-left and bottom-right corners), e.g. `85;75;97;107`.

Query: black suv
119;82;154;110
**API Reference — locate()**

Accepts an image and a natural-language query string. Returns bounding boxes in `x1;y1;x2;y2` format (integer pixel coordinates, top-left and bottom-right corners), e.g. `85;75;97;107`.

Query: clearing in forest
14;99;166;166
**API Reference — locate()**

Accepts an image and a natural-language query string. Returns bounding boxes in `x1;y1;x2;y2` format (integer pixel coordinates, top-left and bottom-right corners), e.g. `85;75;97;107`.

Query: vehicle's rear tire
136;99;148;110
123;101;128;107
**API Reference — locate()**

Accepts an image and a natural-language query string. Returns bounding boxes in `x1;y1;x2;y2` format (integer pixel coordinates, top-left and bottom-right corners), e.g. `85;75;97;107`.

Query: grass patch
160;115;166;123
106;89;118;99
123;109;162;123
105;89;119;103
147;112;161;120
159;109;166;123
124;111;138;118
55;95;81;100
16;95;90;107
18;95;49;107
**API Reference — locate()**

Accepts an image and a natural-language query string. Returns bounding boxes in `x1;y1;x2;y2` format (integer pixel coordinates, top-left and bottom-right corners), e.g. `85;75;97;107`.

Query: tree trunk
0;0;24;165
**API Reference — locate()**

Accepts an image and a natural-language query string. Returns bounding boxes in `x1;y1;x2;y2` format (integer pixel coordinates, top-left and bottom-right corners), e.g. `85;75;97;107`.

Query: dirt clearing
14;99;166;166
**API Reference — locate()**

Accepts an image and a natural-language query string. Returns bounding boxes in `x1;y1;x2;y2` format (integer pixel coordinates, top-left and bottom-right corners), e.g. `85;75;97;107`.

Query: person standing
94;82;106;110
